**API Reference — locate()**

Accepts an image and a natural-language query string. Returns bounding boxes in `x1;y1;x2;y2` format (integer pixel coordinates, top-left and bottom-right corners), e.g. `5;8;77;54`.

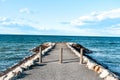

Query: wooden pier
18;43;102;80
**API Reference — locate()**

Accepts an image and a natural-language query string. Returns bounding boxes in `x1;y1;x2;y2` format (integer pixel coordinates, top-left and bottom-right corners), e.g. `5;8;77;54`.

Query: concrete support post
59;48;63;63
80;48;84;64
39;47;42;63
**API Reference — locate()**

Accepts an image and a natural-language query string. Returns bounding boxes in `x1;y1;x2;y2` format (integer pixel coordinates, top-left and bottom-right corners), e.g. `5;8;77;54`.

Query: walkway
18;43;102;80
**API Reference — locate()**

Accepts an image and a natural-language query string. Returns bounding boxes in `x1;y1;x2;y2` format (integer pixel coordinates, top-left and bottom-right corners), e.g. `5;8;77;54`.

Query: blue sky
0;0;120;36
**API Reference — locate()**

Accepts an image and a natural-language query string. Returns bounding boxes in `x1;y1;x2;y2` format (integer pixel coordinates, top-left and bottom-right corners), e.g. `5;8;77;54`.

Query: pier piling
59;48;63;63
39;47;42;63
80;48;84;64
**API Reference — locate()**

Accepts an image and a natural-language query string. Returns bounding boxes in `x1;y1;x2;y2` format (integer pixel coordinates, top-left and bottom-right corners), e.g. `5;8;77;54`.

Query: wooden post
80;48;84;64
39;47;42;63
59;48;63;63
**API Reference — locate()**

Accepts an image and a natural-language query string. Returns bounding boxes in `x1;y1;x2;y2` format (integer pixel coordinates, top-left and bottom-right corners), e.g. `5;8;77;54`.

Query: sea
0;35;120;76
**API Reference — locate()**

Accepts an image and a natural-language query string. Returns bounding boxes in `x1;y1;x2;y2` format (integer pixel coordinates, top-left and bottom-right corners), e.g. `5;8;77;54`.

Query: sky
0;0;120;36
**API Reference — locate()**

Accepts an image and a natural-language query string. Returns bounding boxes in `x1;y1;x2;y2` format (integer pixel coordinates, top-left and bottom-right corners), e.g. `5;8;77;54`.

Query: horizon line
0;34;120;38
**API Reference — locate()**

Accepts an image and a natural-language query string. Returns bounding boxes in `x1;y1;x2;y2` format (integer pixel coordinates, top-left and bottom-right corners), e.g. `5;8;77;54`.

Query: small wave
0;56;23;61
0;47;12;52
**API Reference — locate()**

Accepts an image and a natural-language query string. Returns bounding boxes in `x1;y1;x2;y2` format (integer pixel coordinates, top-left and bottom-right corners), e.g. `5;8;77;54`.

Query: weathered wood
80;48;84;64
59;48;63;63
39;47;42;63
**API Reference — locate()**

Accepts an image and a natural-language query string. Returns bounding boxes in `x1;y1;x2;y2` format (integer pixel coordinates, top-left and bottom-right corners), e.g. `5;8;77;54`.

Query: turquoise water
0;35;120;76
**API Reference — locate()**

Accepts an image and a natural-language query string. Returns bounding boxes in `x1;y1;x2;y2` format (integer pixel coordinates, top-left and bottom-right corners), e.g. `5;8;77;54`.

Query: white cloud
0;16;48;32
19;8;32;14
0;16;117;36
108;28;120;35
1;7;120;36
69;8;120;36
0;17;8;22
0;17;24;26
71;8;120;26
97;8;120;20
107;24;120;35
0;16;99;36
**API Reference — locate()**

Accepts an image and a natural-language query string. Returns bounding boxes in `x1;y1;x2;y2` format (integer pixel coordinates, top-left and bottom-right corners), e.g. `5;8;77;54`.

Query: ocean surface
0;35;120;76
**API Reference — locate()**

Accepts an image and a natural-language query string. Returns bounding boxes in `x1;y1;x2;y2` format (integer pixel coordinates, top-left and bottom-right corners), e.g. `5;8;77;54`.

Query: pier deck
19;43;102;80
